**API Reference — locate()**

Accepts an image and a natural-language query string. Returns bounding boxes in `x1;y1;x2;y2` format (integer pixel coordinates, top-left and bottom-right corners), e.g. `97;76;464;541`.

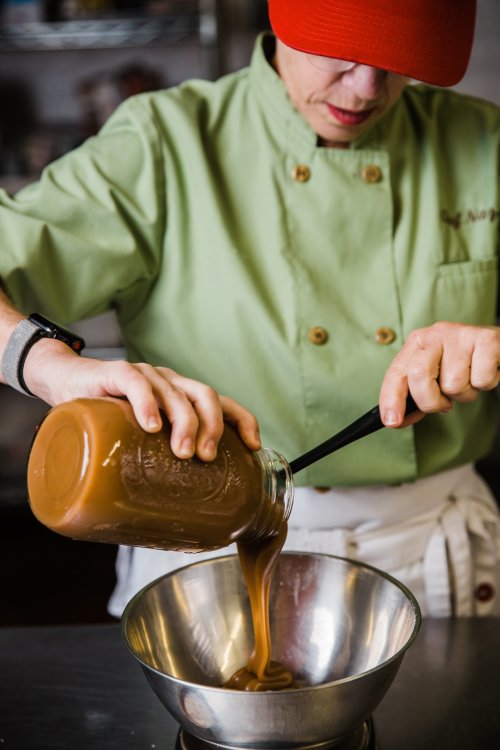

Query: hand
23;339;261;461
379;322;500;428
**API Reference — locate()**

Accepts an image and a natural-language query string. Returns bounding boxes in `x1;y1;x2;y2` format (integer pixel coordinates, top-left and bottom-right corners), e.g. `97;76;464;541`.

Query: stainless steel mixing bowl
122;552;421;748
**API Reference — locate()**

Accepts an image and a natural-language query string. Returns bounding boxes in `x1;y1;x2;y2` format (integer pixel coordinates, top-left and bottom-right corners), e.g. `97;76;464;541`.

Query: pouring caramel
225;525;295;691
27;397;296;691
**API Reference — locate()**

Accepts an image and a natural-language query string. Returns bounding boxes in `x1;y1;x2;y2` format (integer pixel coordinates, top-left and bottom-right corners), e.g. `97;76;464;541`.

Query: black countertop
0;619;499;749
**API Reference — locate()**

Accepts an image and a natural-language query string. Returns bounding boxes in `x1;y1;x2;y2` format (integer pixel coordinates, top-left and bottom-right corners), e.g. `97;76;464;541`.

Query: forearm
0;286;24;360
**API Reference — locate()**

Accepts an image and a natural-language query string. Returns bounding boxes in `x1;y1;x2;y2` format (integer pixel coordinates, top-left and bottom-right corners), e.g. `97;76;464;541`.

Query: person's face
274;40;408;146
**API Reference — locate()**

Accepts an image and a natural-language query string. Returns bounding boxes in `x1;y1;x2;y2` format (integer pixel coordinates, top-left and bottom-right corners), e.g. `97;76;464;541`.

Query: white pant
108;464;500;618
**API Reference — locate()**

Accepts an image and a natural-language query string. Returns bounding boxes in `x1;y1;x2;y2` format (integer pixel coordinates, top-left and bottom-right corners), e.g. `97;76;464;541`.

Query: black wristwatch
1;313;85;397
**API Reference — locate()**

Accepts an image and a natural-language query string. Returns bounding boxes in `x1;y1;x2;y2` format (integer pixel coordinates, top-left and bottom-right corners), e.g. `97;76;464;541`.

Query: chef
0;0;498;617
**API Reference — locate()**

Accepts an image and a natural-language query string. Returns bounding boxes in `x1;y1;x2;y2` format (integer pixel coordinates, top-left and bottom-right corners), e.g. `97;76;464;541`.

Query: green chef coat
0;34;499;487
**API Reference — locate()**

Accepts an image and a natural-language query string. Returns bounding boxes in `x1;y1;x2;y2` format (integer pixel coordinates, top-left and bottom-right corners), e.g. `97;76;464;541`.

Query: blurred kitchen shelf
0;15;204;50
0;0;222;51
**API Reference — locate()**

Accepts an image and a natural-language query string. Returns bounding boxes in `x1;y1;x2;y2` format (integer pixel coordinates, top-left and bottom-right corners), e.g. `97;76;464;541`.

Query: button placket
282;147;414;481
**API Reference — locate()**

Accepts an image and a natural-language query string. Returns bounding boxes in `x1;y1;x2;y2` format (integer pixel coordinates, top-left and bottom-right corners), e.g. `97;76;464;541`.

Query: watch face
28;314;85;353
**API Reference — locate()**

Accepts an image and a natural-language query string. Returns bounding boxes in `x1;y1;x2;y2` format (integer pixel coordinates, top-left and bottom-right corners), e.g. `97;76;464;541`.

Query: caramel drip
224;524;295;691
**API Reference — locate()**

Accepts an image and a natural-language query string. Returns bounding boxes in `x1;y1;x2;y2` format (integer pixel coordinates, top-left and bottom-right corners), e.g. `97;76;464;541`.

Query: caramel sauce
224;524;296;691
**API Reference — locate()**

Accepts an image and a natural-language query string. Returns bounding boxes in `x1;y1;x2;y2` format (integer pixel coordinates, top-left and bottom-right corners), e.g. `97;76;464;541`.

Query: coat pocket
432;257;498;324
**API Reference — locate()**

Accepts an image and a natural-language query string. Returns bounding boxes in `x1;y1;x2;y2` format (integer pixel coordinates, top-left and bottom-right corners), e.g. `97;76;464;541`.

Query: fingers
439;337;478;403
158;375;262;459
101;361;164;431
160;369;224;461
42;355;246;461
469;328;500;392
24;344;263;462
379;323;500;428
220;395;261;452
105;363;261;462
118;364;217;461
437;325;500;400
379;330;450;427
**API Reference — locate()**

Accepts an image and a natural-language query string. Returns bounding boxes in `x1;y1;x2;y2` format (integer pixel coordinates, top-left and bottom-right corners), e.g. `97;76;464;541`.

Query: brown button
361;164;383;183
374;327;396;345
308;326;329;345
314;486;331;494
291;164;311;183
475;582;495;603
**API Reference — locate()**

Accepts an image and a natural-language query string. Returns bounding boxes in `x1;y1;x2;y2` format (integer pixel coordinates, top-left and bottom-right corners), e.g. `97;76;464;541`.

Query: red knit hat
268;0;476;87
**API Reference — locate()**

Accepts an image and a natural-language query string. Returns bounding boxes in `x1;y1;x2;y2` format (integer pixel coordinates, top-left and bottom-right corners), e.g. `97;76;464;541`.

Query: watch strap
1;315;85;397
1;319;42;396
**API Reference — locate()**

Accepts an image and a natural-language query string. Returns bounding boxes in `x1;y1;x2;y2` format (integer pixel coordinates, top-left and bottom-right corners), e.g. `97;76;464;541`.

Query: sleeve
0;94;165;324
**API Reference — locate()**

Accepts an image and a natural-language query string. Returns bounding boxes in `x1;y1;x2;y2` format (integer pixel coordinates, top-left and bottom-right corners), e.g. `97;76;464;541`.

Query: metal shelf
0;15;202;51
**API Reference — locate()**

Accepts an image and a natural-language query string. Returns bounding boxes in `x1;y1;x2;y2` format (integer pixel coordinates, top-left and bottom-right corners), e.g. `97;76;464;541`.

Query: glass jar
27;397;294;551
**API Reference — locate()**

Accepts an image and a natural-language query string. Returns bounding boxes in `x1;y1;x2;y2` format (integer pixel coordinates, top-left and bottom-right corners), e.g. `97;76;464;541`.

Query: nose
345;65;387;99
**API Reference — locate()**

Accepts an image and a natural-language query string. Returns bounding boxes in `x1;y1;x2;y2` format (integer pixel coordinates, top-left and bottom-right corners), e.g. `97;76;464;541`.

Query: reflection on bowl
122;552;421;748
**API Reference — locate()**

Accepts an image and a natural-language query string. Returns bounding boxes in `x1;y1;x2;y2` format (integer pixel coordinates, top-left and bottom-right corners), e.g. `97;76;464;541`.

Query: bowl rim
121;551;422;695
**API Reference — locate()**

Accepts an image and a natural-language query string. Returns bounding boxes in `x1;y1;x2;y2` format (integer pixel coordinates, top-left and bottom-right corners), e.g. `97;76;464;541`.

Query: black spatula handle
289;395;419;475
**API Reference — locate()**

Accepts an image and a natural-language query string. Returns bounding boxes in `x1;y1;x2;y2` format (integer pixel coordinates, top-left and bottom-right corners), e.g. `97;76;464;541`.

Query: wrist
1;314;85;398
23;337;80;403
